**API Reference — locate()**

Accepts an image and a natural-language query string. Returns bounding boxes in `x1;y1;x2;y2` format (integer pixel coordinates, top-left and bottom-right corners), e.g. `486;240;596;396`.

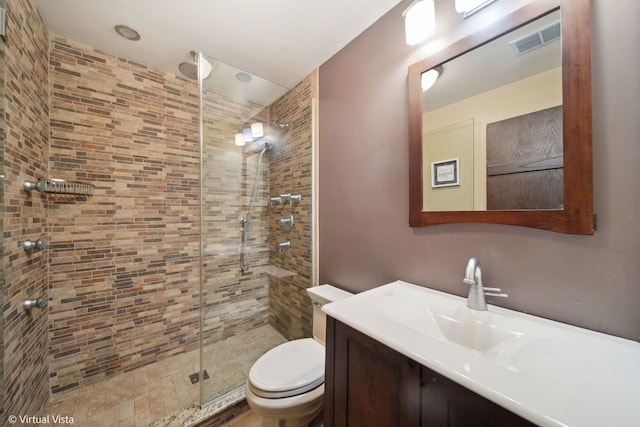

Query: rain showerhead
179;56;213;81
178;61;197;80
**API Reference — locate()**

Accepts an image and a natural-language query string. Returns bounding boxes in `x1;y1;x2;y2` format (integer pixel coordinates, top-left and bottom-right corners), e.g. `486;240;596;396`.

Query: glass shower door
198;52;289;406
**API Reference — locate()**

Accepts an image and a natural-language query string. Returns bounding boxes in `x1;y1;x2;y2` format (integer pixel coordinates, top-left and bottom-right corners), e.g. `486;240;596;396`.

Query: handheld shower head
256;142;271;156
244;140;271;155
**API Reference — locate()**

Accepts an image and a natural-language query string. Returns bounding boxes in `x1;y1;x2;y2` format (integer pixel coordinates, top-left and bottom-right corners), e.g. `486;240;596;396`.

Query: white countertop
323;280;640;427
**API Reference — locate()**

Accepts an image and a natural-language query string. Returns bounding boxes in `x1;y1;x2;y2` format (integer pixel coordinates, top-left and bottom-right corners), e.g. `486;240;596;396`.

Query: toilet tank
307;285;353;345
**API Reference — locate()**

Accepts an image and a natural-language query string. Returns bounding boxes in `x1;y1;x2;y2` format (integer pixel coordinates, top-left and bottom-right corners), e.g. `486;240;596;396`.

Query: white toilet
245;285;353;427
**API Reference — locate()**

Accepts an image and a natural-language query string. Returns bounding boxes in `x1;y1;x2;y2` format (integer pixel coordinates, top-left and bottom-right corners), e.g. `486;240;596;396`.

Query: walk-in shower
197;50;318;414
0;24;315;422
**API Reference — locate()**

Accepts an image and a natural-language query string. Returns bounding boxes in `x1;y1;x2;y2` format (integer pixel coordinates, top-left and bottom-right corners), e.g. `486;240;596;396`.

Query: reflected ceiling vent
510;21;561;55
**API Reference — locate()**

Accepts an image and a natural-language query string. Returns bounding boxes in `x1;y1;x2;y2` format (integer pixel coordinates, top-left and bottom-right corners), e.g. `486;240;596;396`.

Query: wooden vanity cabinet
325;317;536;427
324;316;421;427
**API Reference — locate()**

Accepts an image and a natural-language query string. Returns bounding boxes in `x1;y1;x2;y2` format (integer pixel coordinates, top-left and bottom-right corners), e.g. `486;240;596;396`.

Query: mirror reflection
421;10;561;211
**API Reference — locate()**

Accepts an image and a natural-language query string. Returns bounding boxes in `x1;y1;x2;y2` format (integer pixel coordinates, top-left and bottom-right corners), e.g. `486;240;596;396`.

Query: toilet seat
249;338;325;398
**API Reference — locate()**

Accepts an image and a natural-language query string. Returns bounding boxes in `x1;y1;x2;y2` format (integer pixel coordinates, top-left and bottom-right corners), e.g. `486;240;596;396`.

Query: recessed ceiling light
114;25;141;41
236;72;252;83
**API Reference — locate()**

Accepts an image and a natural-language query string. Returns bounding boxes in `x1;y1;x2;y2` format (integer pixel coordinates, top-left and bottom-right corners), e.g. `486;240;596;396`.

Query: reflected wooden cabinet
324;317;535;427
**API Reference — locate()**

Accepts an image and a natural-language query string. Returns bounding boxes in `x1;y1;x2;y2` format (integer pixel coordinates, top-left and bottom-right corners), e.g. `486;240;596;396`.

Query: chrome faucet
463;258;507;311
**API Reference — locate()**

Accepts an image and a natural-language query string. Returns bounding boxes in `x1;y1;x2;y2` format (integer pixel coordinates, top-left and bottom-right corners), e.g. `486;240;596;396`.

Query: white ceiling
35;0;403;91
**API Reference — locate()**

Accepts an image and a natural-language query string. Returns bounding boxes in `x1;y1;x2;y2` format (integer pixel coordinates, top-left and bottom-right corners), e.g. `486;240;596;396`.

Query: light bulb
242;128;254;142
251;122;264;138
421;67;441;91
235;133;245;146
404;0;435;46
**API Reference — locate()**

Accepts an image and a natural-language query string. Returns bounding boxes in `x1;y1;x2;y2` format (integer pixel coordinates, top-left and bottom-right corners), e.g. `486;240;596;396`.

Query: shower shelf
24;178;95;196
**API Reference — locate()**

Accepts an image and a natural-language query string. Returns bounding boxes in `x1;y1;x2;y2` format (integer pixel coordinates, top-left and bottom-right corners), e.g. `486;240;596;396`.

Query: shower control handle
279;193;302;205
271;194;301;206
279;193;291;202
23;296;48;311
23;180;47;193
280;212;294;231
278;240;291;252
23;238;46;251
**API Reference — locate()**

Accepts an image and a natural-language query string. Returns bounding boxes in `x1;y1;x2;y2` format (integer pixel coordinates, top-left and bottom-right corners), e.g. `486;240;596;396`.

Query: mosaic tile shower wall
47;35;201;394
200;85;271;347
268;72;317;340
3;0;51;417
0;0;5;415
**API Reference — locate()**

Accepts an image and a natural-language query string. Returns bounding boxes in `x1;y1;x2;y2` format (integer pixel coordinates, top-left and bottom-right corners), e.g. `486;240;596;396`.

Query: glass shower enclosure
197;52;292;407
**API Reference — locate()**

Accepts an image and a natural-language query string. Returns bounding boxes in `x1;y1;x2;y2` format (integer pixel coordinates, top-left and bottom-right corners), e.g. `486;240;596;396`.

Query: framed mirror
408;0;594;234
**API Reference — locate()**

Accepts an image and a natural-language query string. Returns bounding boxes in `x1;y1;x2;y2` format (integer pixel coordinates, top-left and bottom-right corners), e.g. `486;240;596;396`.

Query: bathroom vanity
325;318;533;426
322;281;640;427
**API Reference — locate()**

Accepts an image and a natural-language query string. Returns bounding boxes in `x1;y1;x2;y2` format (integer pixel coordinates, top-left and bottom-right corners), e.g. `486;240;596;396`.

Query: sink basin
381;287;522;351
432;308;522;351
323;280;640;427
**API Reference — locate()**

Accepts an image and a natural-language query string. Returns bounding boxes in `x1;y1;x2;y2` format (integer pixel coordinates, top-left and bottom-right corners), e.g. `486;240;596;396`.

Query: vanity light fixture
403;0;436;46
242;128;254;142
235;122;265;146
421;66;443;91
251;122;264;138
235;133;245;147
455;0;498;19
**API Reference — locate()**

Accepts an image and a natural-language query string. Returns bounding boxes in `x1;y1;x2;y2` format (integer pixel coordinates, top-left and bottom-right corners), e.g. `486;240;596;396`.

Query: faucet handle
484;287;508;299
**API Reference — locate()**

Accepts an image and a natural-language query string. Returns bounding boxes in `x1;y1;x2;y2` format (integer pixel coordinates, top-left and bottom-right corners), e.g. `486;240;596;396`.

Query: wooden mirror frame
408;0;594;234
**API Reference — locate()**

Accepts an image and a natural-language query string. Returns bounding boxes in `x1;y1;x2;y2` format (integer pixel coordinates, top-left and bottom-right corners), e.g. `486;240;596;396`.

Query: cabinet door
421;368;536;427
325;317;421;427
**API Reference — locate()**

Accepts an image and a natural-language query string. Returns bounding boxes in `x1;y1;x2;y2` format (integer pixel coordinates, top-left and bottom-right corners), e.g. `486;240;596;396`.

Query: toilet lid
249;338;324;398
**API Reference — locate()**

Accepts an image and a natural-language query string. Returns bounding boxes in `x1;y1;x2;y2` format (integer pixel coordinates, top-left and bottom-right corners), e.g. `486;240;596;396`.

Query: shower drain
189;370;210;384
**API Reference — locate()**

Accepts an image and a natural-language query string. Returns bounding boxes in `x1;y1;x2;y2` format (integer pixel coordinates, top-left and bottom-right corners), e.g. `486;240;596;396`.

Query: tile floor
42;325;286;426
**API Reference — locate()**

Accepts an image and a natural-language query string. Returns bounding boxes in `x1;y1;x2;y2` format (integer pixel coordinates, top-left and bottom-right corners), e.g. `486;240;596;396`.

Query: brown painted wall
318;0;640;341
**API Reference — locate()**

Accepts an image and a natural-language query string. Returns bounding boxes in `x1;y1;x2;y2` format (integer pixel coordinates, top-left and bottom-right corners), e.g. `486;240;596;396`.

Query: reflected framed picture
431;158;459;188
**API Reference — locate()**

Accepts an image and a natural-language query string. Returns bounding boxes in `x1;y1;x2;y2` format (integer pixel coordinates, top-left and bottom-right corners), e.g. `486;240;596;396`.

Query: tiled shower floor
42;325;287;426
